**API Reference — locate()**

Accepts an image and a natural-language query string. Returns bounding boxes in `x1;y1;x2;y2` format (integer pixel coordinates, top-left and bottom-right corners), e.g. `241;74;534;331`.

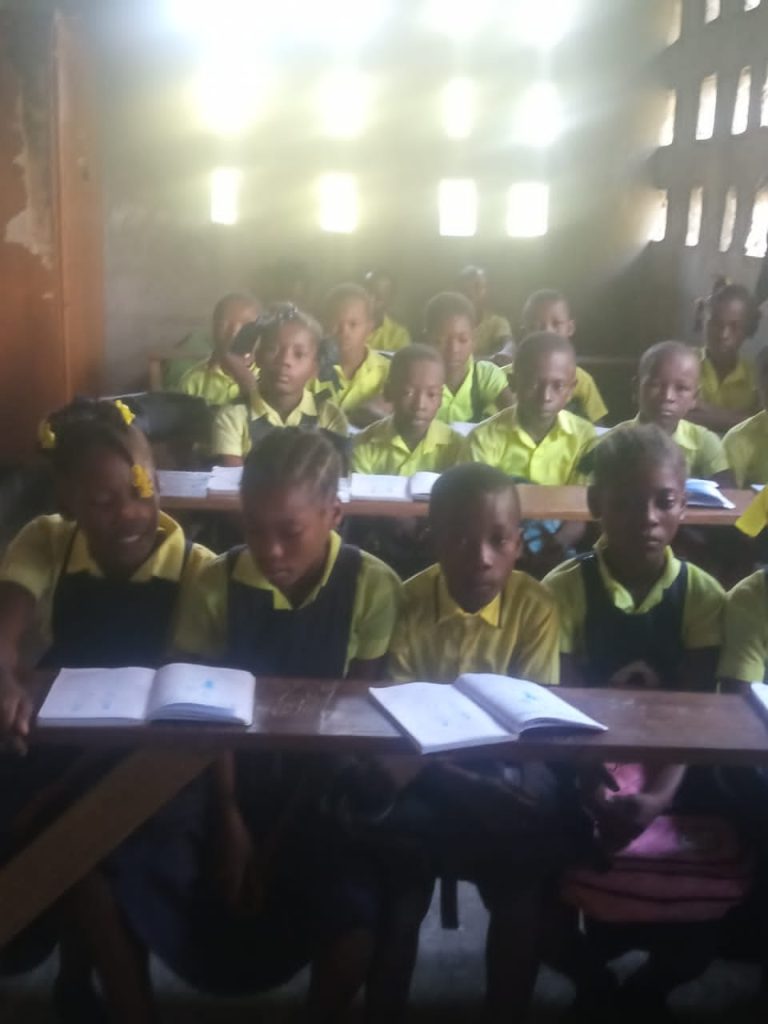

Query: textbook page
349;474;410;502
369;682;510;754
454;674;607;735
208;465;243;494
408;472;440;501
147;663;255;725
685;479;735;509
38;668;155;726
157;471;210;500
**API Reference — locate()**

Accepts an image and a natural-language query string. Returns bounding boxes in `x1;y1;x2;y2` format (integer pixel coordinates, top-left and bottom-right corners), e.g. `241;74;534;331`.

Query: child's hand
608;660;662;690
595;790;665;852
0;670;32;754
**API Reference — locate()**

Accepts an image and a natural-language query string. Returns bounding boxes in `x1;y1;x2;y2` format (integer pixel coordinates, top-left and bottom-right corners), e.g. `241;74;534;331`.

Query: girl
424;292;514;424
212;304;348;465
0;397;214;1022
543;424;748;1012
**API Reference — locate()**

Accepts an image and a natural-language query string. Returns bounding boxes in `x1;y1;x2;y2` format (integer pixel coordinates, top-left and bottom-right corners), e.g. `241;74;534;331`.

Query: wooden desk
160;484;755;527
3;680;767;947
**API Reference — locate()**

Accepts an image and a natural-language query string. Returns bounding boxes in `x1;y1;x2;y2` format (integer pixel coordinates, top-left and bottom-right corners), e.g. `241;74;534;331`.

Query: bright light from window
438;179;477;237
745;189;768;258
696;74;717;140
745;0;761;10
732;68;752;134
507;182;549;237
210;167;241;225
317;71;372;139
720;187;738;251
667;0;683;44
509;0;578;50
194;54;271;137
318;173;358;233
423;0;493;36
442;77;475;140
516;82;563;147
648;189;668;242
705;0;720;22
659;91;676;146
686;187;704;247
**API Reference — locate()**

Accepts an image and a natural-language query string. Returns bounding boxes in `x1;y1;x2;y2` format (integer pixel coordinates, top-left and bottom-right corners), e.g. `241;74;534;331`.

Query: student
363;269;411;352
424;292;514;424
456;265;512;356
177;308;261;408
723;346;768;486
511;288;608;424
0;398;215;1022
352;345;463;474
543;424;731;1009
613;340;732;486
315;283;391;427
166;292;261;390
372;464;568;1024
690;282;761;433
212;305;348;466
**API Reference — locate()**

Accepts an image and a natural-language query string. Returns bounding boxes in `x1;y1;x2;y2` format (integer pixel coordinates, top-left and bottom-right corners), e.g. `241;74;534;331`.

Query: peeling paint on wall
1;95;53;267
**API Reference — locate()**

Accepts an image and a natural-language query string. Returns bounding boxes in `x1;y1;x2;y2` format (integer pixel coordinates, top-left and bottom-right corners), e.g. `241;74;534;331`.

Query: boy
513;289;608;424
614;340;732;485
456;265;512;356
425;292;513;423
690;282;760;433
723;346;768;486
363;269;411;352
178;314;261;408
352;345;463;474
315;283;391;426
168;292;261;391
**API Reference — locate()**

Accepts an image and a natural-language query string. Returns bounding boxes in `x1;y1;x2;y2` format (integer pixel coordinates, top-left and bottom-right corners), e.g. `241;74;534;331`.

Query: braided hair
707;282;761;338
241;427;341;505
39;398;140;478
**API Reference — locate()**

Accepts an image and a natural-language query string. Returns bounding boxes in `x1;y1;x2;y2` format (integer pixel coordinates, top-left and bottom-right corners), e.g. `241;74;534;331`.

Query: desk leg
0;748;213;947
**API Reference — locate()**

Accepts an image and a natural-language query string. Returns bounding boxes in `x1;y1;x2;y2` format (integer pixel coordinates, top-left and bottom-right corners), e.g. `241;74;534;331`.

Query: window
317;173;358;233
648;189;668;242
438;179;477;237
210;168;241;224
516;81;563;147
704;0;720;21
659;90;676;146
720;187;738;251
506;182;549;237
195;56;271;137
732;68;751;134
667;0;683;43
317;71;371;139
686;187;704;247
442;77;475;140
745;0;761;10
696;75;718;140
745;189;768;258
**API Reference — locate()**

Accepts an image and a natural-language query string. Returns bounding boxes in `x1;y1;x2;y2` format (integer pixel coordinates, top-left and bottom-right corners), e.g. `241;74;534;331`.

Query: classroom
4;0;768;1021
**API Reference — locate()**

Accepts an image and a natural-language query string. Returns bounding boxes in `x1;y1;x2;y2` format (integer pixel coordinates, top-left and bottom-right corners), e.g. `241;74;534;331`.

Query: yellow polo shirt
389;563;559;684
475;313;512;356
0;512;214;652
543;539;724;657
719;571;768;682
212;389;348;459
699;351;758;417
723;410;768;487
613;416;728;479
352;417;464;475
368;315;411;353
314;348;390;413
504;364;607;424
176;359;257;407
465;408;596;484
436;358;509;424
174;531;401;672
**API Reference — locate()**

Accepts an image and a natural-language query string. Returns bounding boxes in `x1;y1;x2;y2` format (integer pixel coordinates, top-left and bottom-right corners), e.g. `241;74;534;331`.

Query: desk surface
160;483;754;526
30;678;768;766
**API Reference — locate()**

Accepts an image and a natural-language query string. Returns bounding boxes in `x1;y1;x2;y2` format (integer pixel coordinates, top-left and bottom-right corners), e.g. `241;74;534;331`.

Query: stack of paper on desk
349;472;440;502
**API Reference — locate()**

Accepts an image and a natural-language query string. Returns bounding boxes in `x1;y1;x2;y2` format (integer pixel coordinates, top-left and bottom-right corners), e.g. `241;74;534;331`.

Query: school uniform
699;351;758;419
475;313;512;356
466;408;596;484
719;571;768;682
212;389;348;460
613;416;728;480
390;563;560;683
723;409;768;486
368;315;410;352
313;347;390;414
351;417;464;475
436;357;509;424
505;363;608;424
177;358;257;407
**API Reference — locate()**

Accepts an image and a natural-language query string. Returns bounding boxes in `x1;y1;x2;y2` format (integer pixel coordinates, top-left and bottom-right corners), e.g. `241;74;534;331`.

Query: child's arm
347;396;392;429
495;385;515;410
688;401;749;434
347;656;388;681
218;351;258;400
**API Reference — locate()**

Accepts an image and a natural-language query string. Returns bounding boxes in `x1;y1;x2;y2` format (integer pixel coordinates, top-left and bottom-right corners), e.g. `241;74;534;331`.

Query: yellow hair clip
114;400;135;427
131;464;155;500
38;420;56;450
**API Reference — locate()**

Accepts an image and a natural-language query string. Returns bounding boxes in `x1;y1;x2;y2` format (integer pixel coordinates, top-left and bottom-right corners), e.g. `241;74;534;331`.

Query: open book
370;673;607;754
349;471;440;502
37;663;255;727
208;465;350;503
685;478;735;509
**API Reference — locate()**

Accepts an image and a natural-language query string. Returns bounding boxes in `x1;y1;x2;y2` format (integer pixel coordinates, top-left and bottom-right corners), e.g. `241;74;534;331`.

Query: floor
1;884;764;1022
